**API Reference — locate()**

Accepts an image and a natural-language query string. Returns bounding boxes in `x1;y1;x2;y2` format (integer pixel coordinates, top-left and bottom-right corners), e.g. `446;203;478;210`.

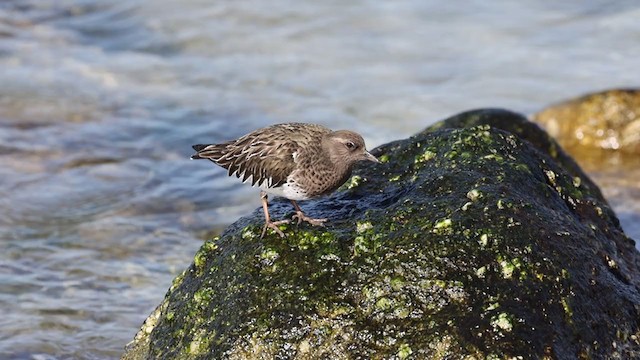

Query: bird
191;123;379;238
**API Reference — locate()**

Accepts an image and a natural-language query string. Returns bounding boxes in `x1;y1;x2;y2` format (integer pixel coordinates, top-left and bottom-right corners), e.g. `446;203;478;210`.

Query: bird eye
345;141;356;150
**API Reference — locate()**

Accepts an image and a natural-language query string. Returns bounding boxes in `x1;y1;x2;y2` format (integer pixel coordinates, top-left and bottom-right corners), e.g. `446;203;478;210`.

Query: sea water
1;1;639;358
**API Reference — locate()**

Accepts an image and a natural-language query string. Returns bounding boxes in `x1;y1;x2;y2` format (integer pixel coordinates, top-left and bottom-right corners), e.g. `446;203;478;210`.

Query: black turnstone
191;123;379;238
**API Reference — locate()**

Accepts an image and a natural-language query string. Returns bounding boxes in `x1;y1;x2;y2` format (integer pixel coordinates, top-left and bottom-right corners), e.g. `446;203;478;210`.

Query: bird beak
362;151;380;163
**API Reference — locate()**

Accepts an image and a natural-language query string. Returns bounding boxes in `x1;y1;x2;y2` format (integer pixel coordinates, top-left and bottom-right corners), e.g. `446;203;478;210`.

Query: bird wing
193;131;301;188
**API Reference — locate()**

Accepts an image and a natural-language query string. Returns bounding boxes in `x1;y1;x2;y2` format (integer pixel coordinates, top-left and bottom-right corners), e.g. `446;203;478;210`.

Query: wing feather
190;123;332;188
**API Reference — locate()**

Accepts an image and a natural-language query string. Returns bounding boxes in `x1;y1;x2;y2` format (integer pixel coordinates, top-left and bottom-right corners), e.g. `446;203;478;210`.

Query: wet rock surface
123;109;640;359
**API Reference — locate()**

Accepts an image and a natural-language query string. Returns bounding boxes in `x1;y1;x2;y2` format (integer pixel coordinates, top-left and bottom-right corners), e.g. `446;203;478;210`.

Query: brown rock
533;89;640;154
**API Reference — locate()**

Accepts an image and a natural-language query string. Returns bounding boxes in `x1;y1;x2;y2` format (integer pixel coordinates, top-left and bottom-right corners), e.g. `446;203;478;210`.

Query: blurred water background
1;0;639;358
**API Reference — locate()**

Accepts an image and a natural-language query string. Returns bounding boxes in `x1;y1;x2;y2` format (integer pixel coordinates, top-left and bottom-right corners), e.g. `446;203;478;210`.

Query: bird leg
260;191;289;238
290;200;327;227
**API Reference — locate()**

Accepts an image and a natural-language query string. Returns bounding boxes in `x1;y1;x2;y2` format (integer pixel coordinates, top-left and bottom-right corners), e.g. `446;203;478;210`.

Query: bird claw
261;219;290;238
292;212;328;227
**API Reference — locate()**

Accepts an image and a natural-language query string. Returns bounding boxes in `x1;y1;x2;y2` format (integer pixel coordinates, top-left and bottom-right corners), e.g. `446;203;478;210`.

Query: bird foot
261;219;290;238
292;212;328;227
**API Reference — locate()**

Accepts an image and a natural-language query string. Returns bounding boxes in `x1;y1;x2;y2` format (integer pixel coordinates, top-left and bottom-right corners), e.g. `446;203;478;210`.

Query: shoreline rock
123;109;640;359
533;88;640;155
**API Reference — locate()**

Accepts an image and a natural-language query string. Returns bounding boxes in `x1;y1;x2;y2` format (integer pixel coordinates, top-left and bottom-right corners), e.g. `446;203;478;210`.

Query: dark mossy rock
533;88;640;154
123;109;640;359
424;108;607;205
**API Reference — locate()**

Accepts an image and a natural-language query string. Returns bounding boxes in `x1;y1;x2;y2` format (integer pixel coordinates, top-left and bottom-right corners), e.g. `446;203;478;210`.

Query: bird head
323;130;379;166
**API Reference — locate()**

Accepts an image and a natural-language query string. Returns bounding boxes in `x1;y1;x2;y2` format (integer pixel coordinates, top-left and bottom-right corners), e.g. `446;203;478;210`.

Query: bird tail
191;144;212;160
190;143;230;161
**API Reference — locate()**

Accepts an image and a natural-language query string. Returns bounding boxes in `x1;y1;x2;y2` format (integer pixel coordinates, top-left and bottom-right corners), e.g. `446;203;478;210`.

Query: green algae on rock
423;108;607;205
123;110;640;359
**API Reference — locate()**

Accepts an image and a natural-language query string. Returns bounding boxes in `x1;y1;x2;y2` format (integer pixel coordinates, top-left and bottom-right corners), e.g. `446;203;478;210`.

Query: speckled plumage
191;122;379;237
